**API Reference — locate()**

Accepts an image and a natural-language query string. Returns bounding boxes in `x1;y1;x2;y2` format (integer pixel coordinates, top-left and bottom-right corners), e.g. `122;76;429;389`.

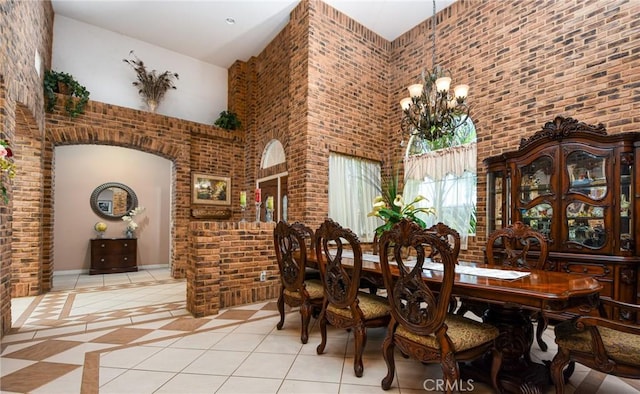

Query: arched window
403;118;477;248
258;139;288;222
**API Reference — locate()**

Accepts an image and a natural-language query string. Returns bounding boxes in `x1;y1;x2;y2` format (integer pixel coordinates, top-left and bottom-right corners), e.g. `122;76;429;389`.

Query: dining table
307;249;603;394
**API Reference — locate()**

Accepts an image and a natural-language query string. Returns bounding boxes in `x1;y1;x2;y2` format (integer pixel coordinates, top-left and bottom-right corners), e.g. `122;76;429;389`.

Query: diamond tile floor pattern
1;268;639;393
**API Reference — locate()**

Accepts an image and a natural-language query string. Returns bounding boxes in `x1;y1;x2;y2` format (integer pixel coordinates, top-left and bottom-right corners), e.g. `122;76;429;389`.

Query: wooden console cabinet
90;238;138;275
485;116;640;320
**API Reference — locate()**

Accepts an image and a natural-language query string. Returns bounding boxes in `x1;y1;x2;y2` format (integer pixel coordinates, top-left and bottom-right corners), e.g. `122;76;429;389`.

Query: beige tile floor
1;268;639;393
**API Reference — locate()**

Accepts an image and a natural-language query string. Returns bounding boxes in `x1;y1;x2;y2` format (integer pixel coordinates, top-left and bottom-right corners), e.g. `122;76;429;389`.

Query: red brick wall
3;0;640;337
390;0;640;261
0;0;54;335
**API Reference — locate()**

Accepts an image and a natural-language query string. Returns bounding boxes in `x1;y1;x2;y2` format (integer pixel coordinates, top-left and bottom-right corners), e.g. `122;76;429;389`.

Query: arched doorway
257;139;287;222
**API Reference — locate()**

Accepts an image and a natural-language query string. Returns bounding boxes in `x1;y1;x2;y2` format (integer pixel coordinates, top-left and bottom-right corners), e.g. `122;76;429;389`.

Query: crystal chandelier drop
400;0;470;142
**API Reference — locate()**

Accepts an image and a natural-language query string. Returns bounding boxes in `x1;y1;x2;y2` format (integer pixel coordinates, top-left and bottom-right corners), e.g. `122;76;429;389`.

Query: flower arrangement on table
368;194;436;236
0;140;16;203
122;206;146;237
367;168;435;237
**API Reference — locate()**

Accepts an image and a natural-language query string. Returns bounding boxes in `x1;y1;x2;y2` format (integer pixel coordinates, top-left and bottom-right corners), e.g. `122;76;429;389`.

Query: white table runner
330;249;530;280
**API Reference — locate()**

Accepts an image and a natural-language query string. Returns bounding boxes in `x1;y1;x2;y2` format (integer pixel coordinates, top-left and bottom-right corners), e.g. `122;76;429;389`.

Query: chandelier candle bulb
435;77;451;92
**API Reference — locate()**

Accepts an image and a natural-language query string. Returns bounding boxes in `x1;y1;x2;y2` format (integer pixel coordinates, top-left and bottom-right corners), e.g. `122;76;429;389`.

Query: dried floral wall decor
123;50;179;112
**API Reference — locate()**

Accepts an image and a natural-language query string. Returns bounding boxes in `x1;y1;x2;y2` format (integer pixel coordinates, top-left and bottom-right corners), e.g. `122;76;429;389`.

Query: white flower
122;206;145;231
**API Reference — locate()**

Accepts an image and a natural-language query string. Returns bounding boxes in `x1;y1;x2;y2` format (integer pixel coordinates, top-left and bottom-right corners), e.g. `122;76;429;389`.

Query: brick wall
390;0;640;261
188;221;279;317
2;0;639;337
0;0;53;334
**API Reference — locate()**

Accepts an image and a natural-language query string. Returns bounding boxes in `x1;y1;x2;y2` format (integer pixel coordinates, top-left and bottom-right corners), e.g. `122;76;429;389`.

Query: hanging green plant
214;110;242;130
43;70;90;118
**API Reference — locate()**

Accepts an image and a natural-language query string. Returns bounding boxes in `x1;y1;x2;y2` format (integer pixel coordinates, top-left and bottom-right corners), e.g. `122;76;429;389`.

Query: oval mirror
90;182;138;220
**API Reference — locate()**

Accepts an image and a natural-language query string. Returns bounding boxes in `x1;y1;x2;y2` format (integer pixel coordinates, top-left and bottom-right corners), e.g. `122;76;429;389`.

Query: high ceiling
51;0;457;69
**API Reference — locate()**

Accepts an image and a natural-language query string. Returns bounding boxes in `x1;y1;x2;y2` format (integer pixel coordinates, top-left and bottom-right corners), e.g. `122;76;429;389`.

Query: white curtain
329;153;380;242
403;143;477;249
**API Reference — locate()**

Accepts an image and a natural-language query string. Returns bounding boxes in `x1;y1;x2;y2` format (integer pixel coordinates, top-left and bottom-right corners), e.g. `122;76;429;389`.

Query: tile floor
1;268;639;393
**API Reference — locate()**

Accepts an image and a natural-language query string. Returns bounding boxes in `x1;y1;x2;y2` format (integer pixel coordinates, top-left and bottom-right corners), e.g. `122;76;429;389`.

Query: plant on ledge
214;110;242;130
43;70;90;117
123;50;179;112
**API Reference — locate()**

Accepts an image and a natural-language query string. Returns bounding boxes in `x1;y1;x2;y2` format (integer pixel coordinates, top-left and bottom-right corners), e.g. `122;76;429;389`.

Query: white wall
52;15;228;125
53;145;172;273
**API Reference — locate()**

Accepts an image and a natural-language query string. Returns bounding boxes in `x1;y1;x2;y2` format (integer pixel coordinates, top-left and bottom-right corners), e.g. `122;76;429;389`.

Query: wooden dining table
307;250;603;394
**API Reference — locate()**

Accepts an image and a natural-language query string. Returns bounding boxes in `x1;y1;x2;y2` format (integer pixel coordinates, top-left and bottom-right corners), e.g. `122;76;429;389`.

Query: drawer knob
101;244;105;248
124;243;128;247
123;257;128;261
100;258;105;262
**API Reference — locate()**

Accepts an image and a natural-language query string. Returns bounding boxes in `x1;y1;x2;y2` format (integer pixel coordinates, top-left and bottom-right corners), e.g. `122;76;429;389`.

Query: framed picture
192;173;231;205
97;200;112;214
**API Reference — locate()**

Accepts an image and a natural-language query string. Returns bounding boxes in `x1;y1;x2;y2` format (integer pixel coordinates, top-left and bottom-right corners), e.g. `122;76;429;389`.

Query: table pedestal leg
461;305;552;394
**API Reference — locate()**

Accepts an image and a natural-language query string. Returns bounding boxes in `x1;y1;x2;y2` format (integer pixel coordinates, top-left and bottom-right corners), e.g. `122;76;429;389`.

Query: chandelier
400;0;470;142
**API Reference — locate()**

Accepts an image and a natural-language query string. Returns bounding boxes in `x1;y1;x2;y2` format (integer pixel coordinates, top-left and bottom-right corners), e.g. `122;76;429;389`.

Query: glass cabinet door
518;156;554;204
488;171;508;233
566;201;606;248
564;149;610;251
620;158;633;251
522;203;553;238
566;150;607;198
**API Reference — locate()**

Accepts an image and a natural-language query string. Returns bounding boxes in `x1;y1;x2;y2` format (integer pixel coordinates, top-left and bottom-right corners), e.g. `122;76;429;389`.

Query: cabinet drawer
561;262;612;278
90;238;137;274
93;254;135;269
92;240;136;256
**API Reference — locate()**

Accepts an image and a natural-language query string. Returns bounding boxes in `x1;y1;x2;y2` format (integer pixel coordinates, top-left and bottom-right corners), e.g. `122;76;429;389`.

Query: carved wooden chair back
426;222;461;261
291;221;315;254
314;218;390;377
314;219;362;308
273;221;323;344
486;221;549;269
379;219;456;337
485;221;552;352
378;219;502;392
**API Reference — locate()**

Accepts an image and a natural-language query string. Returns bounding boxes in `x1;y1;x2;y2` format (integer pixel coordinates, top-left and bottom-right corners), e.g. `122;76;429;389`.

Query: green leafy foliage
43;70;90;117
214;111;242;130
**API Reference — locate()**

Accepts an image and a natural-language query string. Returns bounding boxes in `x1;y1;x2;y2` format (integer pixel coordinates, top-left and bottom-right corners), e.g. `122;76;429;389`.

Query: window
403;118;477;248
328;153;380;242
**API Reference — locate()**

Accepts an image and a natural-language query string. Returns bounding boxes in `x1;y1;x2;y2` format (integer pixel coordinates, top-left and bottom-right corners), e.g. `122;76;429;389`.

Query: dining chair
273;221;324;344
290;222;321;281
378;219;502;392
457;221;551;351
550;298;640;394
314;218;391;377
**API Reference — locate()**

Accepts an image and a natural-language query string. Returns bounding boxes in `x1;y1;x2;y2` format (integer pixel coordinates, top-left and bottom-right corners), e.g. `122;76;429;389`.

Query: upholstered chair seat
550;298;640;393
326;292;390;319
555;321;640;366
397;314;500;352
283;279;324;300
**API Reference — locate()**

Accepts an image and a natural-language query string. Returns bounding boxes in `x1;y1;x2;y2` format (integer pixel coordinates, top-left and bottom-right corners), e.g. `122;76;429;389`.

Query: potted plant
123;50;179;112
43;70;90;117
214;110;242;130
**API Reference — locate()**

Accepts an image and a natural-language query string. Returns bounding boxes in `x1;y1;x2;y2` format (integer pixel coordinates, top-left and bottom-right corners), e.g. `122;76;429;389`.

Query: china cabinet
90;238;138;274
485;116;640;320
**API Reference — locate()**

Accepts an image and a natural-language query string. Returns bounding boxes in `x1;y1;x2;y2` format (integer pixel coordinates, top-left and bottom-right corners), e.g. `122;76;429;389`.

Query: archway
257;139;287;222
